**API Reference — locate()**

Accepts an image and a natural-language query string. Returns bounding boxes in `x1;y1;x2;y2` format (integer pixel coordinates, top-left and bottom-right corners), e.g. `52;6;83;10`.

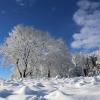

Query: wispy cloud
1;10;6;14
51;7;56;12
16;0;37;7
71;0;100;51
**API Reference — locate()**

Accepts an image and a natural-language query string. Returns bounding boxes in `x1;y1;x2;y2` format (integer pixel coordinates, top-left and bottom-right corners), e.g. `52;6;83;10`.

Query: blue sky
0;0;78;45
0;0;100;79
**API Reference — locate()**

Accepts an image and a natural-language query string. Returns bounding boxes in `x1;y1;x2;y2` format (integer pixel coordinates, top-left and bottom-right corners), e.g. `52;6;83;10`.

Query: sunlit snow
0;76;100;100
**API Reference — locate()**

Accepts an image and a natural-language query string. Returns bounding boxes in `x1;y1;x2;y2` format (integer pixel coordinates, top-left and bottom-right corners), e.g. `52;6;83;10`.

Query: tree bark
23;62;28;78
16;59;22;78
48;68;51;78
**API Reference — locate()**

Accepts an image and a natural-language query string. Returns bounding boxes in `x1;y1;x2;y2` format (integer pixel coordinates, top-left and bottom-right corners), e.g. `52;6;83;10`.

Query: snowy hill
0;76;100;100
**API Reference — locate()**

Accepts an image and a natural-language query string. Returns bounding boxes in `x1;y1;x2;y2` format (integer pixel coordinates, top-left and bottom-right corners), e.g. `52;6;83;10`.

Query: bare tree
1;25;73;78
1;25;50;78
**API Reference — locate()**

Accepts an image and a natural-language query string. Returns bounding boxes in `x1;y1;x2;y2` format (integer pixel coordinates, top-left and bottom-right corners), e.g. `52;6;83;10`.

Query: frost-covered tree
72;53;91;76
1;25;50;78
41;38;74;78
72;53;83;76
72;52;100;77
1;24;73;78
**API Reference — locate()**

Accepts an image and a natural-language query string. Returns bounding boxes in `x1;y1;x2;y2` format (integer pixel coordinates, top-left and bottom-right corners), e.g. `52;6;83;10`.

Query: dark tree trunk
23;65;27;78
16;59;22;78
23;70;26;78
48;69;50;78
83;69;88;76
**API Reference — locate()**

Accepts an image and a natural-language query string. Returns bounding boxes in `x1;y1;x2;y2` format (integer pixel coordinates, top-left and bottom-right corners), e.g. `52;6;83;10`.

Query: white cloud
71;0;100;51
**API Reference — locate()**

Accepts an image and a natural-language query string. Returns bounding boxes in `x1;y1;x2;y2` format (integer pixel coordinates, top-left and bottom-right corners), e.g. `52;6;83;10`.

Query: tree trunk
16;59;22;78
83;68;88;76
48;69;50;78
23;70;26;78
23;62;28;78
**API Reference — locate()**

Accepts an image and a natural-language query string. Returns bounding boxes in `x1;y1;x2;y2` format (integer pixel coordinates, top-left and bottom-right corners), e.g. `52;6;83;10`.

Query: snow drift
0;76;100;100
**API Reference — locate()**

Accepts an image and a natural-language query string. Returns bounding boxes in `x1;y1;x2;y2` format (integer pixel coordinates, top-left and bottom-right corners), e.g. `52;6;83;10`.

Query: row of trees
0;24;100;78
72;53;100;77
0;25;74;78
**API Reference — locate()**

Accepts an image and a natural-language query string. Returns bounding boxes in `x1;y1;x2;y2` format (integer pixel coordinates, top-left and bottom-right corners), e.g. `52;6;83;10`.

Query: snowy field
0;76;100;100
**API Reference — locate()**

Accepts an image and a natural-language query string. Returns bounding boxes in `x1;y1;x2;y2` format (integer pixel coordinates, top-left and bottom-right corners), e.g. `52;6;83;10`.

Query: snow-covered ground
0;76;100;100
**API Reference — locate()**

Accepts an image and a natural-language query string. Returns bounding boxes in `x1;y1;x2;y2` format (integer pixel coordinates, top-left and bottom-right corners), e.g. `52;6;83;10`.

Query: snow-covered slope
0;76;100;100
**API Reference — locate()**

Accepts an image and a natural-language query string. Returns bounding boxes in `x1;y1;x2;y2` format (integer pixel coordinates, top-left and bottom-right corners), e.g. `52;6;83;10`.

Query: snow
0;76;100;100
